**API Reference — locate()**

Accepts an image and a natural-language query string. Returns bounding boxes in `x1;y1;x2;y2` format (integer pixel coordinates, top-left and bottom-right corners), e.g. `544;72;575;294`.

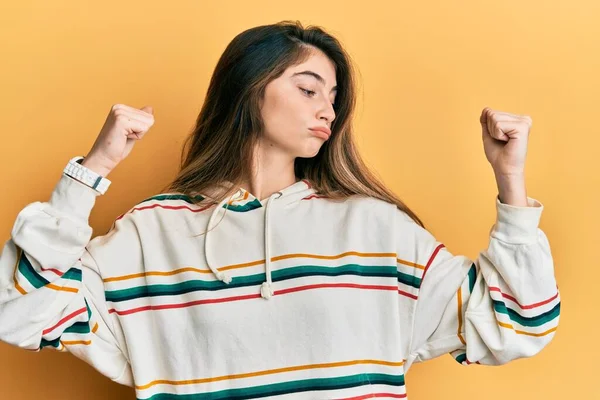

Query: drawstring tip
260;282;274;300
216;271;232;284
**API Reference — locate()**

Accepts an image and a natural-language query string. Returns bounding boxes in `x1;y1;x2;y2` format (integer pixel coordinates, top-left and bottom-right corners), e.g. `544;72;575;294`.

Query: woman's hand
82;104;155;177
480;107;532;206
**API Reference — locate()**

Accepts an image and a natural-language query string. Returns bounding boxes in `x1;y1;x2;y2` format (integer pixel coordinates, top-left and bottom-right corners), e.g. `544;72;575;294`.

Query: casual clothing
0;172;560;399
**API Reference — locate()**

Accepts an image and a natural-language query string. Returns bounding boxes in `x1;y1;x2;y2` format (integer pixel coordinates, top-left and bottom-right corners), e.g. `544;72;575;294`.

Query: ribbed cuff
49;174;101;222
491;197;543;244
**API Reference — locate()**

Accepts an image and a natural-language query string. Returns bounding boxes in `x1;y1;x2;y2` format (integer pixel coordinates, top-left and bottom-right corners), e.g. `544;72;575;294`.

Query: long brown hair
166;20;424;227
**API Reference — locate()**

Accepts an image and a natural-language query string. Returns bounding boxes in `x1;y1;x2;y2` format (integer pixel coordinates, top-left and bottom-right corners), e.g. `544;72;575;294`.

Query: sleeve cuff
48;174;101;222
491;196;543;244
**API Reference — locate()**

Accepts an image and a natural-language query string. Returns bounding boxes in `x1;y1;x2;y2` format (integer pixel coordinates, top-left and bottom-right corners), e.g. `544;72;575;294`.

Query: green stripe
106;264;398;303
40;298;92;349
223;198;262;212
397;271;421;289
467;264;476;293
62;268;83;281
85;298;92;319
18;253;82;289
63;321;91;334
454;353;467;364
18;253;49;288
493;300;560;327
40;337;61;349
140;194;205;205
137;373;405;400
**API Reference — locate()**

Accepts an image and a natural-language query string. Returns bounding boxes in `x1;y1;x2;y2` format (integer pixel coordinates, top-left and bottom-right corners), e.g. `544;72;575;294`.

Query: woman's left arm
401;108;560;368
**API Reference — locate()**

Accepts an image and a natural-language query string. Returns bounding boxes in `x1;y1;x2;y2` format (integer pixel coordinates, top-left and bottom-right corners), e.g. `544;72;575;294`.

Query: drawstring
204;192;240;285
260;191;282;300
204;189;282;300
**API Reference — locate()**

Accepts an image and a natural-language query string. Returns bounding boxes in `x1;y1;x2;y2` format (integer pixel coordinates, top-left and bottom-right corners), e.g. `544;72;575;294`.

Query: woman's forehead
287;52;337;87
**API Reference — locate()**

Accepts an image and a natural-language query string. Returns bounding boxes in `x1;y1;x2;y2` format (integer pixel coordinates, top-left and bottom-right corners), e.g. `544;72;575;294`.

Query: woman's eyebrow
292;70;338;92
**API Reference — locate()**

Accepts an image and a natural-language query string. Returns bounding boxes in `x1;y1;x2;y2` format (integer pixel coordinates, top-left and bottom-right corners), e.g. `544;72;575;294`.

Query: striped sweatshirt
0;171;560;399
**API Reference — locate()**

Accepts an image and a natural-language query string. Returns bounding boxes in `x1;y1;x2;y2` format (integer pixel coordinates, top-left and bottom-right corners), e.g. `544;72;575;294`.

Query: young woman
0;21;559;399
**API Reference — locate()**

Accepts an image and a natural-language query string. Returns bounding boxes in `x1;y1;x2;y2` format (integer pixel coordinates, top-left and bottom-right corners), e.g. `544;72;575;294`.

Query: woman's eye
300;88;316;97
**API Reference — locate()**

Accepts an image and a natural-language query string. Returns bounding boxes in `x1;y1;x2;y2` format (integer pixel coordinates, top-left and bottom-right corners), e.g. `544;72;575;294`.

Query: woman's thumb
141;105;154;115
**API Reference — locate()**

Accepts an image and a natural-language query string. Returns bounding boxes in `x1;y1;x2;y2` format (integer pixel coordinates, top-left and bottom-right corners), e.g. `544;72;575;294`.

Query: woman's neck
239;142;298;201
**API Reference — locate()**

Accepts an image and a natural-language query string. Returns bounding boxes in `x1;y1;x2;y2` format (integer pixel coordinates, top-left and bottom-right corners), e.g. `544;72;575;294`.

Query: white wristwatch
63;156;112;194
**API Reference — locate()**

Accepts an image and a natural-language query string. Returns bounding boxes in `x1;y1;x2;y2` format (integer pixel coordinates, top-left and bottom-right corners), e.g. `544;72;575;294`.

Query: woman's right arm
0;104;154;385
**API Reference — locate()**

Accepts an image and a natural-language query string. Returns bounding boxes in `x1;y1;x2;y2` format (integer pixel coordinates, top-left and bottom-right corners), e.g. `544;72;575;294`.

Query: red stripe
489;287;559;310
421;244;445;282
398;289;418;300
42;306;87;335
277;283;398;296
302;194;325;200
40;267;64;277
109;283;400;316
109;293;262;316
340;393;407;399
301;179;312;188
116;203;215;221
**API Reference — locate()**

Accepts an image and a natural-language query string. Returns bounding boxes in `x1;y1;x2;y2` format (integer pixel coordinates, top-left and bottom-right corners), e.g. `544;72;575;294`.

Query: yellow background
0;1;597;399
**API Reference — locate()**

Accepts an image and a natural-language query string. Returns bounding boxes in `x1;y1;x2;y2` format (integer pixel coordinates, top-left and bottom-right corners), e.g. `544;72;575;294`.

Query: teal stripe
397;271;421;289
137;373;405;400
454;353;467;364
18;253;49;288
84;298;92;319
140;194;205;205
62;268;83;282
106;264;398;303
18;253;82;289
223;198;262;212
40;337;61;349
63;321;91;334
493;300;560;327
41;298;92;350
467;264;476;293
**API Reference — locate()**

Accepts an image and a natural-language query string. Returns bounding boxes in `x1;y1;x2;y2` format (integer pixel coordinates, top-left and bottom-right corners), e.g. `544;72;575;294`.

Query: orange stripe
497;322;558;337
92;322;99;333
225;190;250;206
136;359;405;390
104;266;217;283
396;258;425;270
12;247;27;295
457;287;466;345
104;251;411;283
61;340;91;346
45;283;79;293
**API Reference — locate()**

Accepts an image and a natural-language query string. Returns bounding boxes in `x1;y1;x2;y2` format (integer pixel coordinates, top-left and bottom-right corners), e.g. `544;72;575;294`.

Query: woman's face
259;48;337;158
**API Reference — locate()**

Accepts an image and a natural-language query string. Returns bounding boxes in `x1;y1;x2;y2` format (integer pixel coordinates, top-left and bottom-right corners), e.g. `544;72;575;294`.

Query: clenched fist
82;104;155;177
480;107;532;177
480;107;532;207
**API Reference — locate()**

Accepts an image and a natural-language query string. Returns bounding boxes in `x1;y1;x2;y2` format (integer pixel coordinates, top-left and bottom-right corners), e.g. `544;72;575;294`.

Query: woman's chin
297;142;324;158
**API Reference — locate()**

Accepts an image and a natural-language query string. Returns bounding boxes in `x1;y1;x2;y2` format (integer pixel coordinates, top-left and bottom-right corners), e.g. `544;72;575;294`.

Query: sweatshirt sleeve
0;174;134;386
396;197;560;369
